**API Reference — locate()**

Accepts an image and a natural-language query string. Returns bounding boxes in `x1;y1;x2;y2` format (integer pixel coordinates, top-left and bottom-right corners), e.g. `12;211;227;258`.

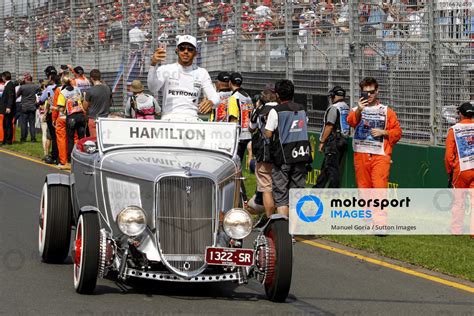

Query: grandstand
0;0;473;146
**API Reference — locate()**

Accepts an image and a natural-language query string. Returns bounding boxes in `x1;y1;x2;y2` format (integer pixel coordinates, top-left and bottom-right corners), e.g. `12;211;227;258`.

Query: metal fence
1;0;473;146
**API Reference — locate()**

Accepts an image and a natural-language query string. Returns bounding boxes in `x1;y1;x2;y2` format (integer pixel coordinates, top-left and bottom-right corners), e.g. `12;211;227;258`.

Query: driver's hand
151;48;166;66
198;100;213;114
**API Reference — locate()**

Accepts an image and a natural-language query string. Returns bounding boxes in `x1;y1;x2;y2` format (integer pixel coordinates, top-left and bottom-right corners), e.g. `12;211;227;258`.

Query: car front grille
156;176;215;275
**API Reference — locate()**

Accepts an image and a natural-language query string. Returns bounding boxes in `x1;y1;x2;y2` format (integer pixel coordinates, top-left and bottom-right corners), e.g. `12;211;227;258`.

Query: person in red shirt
444;102;474;236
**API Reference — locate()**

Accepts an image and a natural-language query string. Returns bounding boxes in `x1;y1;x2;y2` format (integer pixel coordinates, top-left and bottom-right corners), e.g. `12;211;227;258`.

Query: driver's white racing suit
147;62;220;121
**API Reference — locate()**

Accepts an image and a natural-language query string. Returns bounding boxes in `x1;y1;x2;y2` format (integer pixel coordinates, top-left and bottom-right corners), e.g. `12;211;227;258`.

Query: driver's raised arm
202;72;220;108
147;65;166;93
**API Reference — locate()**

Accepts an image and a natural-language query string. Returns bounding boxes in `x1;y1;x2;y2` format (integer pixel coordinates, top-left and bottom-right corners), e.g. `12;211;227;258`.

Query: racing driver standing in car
147;35;220;121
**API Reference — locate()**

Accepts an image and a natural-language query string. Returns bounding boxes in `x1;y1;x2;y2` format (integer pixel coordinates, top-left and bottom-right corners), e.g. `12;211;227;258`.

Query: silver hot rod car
38;118;293;302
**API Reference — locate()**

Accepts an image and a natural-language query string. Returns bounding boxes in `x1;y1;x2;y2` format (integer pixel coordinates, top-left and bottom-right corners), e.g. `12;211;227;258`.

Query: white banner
289;189;474;235
352;106;387;155
97;118;238;156
453;123;474;172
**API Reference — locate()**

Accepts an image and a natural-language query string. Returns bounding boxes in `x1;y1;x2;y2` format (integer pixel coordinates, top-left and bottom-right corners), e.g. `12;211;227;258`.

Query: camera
252;93;261;106
360;91;369;100
60;65;68;70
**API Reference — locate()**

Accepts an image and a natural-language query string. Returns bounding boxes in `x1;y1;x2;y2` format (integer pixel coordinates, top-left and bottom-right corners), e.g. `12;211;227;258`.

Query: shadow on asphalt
94;276;267;301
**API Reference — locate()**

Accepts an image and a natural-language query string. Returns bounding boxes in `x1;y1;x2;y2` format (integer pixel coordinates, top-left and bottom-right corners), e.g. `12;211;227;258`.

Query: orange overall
0;114;16;143
445;119;474;235
347;105;402;188
347;104;402;227
52;87;68;165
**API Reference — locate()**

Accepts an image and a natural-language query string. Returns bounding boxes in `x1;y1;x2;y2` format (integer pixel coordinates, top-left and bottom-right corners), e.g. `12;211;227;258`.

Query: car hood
99;148;238;182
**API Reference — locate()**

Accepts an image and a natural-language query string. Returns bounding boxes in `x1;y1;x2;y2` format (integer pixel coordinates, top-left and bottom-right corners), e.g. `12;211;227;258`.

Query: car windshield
96;118;239;156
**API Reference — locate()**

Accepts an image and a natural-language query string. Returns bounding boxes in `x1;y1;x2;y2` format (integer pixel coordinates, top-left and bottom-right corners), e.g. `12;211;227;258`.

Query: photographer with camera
314;86;350;188
248;87;278;217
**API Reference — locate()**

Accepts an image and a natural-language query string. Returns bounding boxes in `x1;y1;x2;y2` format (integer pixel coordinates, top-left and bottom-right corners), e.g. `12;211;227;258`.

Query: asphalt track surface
0;151;473;316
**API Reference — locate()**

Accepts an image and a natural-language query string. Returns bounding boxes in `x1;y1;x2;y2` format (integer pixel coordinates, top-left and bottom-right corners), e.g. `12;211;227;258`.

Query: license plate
205;247;254;267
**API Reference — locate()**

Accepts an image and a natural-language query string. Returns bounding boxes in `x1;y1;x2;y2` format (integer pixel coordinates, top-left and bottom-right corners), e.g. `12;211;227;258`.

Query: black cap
216;71;230;82
74;66;85;75
44;66;57;77
230;72;243;85
458;102;474;117
328;86;346;97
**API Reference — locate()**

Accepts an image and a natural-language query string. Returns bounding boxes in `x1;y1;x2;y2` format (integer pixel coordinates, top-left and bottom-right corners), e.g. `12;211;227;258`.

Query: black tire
264;220;293;302
74;212;100;294
38;182;72;263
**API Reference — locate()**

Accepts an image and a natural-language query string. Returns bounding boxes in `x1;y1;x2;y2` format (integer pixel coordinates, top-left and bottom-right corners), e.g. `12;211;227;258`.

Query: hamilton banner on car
97;118;239;155
289;189;474;235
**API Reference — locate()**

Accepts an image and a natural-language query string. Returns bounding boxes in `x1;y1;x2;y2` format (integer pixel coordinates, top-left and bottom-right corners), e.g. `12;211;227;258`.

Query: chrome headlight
107;178;142;219
223;208;252;239
117;206;147;236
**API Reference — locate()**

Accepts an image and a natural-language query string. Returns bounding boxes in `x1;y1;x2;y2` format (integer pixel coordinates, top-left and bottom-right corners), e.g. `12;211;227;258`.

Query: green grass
3;129;474;282
323;235;474;282
2;128;45;159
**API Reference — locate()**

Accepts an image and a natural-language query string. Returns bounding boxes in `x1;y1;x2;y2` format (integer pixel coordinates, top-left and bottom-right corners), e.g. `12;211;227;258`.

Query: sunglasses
178;45;195;53
363;89;377;95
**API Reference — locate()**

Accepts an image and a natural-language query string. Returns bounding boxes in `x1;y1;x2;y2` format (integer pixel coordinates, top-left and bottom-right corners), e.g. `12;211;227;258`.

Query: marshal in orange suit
445;102;474;236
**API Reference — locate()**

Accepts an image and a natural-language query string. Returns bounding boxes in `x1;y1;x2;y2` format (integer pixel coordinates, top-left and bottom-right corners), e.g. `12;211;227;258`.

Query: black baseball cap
230;72;243;85
328;86;346;97
217;71;230;82
44;66;57;77
458;102;474;117
74;66;85;75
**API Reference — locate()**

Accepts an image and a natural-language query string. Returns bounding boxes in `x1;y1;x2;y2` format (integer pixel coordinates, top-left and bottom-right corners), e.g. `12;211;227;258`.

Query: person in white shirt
129;23;148;49
147;35;220;121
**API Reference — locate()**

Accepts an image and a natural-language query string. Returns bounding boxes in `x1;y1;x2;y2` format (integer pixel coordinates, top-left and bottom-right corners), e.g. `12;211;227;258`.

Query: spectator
0;76;4;142
38;66;60;164
228;72;254;163
264;80;313;216
129;22;148;49
83;69;112;138
70;66;91;95
407;5;423;37
210;71;232;122
17;73;40;142
249;87;278;217
56;75;86;168
444;102;474;236
1;71;16;146
315;86;350;188
124;80;160;119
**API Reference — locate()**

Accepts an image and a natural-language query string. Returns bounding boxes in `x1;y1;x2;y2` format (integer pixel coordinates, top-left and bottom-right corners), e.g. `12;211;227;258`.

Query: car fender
79;206;100;214
45;173;71;187
261;214;288;231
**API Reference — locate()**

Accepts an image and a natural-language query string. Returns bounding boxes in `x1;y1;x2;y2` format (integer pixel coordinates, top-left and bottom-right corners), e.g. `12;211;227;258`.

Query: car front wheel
263;219;293;303
74;212;100;294
38;182;72;263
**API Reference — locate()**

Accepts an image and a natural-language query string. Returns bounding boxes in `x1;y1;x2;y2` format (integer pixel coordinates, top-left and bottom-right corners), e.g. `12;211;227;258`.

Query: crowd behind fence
1;0;473;146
